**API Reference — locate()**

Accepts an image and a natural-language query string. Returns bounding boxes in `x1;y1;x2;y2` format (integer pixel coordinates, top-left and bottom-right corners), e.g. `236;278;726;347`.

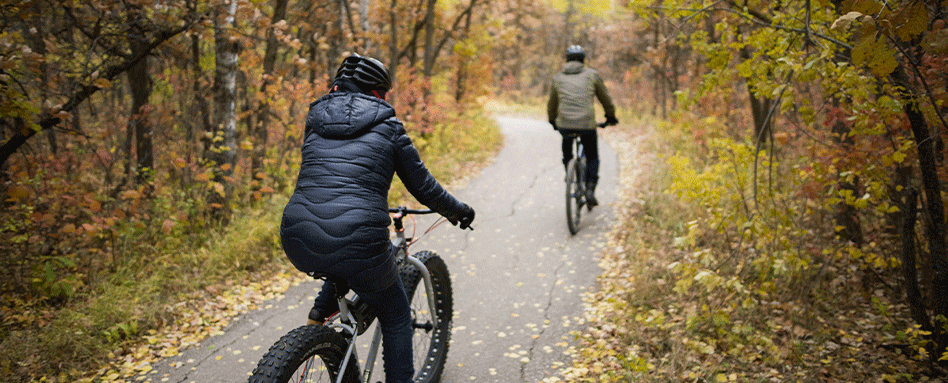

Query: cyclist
280;53;475;383
547;44;618;207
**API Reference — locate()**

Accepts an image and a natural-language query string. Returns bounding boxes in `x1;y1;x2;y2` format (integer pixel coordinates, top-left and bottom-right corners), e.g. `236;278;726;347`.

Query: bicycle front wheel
399;251;453;383
249;325;359;383
565;158;583;235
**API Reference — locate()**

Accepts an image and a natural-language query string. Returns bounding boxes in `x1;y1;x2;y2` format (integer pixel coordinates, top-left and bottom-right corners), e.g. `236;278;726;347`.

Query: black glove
550;120;558;130
454;204;475;230
605;115;618;126
605;115;618;125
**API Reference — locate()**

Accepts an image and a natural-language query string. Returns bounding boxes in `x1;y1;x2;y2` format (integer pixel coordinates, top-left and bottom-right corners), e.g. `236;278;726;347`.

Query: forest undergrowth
0;111;501;383
547;115;945;383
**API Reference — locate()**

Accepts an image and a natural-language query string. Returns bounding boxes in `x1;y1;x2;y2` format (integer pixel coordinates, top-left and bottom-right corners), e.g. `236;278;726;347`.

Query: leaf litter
539;122;947;382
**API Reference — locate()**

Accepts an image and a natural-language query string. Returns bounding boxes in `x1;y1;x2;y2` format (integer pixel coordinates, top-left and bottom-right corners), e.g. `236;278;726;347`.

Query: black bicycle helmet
334;53;392;91
565;45;585;62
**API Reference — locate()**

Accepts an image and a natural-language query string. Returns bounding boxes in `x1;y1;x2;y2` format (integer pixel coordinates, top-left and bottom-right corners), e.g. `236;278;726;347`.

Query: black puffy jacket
280;88;468;293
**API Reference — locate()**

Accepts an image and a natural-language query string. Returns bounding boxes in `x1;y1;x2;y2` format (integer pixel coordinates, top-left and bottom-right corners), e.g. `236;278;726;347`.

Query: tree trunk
423;0;437;77
128;17;154;185
564;0;574;47
191;29;210;164
893;64;948;351
328;0;345;79
739;46;773;147
27;20;57;154
454;0;477;103
360;0;370;53
251;0;288;197
389;0;399;83
829;96;864;246
208;0;239;222
899;188;934;333
0;20;194;170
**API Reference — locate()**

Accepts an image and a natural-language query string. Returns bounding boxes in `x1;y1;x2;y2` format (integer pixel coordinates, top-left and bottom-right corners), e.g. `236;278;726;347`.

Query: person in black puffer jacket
280;54;475;383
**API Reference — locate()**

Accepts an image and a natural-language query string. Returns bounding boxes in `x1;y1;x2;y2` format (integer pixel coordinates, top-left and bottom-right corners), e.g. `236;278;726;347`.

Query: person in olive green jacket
547;45;618;207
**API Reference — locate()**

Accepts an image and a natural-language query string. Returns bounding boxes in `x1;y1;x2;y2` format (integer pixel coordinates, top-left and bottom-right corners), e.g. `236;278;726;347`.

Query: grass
2;110;502;383
1;198;292;382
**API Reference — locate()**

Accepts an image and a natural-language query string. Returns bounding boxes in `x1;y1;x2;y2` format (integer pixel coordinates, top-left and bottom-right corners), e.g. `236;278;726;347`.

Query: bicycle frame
565;132;586;162
323;211;439;383
567;132;587;194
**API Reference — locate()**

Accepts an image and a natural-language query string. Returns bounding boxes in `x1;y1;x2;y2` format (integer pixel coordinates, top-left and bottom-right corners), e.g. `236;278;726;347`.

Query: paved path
147;116;618;382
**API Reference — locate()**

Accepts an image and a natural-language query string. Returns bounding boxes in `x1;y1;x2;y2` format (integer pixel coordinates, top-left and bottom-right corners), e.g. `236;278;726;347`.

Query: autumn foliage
4;0;948;380
537;0;948;381
0;0;500;380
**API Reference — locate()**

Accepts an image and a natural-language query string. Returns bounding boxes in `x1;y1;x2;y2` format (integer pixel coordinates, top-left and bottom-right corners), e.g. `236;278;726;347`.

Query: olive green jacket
547;61;616;130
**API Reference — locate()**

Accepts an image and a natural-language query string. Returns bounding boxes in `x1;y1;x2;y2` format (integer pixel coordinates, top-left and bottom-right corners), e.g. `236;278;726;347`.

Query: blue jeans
312;277;414;383
559;129;599;185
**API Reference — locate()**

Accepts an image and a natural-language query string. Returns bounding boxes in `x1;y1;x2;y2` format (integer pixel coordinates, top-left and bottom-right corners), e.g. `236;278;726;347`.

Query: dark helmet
565;45;585;62
334;53;392;91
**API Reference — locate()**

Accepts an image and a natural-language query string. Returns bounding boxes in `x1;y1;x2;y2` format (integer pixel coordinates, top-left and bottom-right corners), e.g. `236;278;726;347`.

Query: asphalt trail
146;116;617;382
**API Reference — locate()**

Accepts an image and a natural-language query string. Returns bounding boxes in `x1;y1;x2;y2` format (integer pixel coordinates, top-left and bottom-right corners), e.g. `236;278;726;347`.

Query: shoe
308;304;328;326
586;183;598;209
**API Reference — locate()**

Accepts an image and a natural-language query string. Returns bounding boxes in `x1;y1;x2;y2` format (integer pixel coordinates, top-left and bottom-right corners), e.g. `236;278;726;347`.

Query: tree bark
251;0;289;196
900;188;934;333
389;0;399;83
423;0;438;76
893;64;948;349
128;13;154;185
361;0;370;53
454;1;476;103
208;0;239;222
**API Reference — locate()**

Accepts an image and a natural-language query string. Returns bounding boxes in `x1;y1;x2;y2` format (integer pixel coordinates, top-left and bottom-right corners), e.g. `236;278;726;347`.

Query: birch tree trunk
209;0;239;222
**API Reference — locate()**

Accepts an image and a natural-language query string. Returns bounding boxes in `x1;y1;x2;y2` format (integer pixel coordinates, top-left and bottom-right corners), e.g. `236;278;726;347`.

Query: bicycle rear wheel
399;251;453;383
249;325;359;383
565;158;584;235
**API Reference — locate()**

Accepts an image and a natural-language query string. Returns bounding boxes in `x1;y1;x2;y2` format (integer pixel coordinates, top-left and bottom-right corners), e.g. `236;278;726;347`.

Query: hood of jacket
305;91;397;138
562;61;585;75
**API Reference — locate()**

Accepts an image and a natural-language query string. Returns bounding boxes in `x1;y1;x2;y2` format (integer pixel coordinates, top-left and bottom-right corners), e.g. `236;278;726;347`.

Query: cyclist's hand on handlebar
605;114;619;126
453;204;475;230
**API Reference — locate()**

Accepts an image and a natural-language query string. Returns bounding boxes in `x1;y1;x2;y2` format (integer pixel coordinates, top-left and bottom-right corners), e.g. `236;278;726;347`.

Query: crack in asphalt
521;241;571;382
506;163;556;218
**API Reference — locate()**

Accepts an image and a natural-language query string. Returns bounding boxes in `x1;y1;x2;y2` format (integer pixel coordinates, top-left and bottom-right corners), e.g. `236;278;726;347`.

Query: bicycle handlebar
389;206;473;231
388;207;436;215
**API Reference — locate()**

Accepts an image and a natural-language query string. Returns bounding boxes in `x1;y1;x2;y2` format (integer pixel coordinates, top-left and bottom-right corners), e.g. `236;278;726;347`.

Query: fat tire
565;158;583;235
398;251;453;383
249;325;359;383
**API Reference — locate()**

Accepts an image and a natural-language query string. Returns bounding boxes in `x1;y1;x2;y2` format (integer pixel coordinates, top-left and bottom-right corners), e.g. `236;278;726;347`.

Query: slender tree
208;0;240;221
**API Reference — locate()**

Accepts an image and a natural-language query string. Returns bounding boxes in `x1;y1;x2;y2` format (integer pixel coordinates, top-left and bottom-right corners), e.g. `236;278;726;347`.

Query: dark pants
312;277;414;383
560;129;599;185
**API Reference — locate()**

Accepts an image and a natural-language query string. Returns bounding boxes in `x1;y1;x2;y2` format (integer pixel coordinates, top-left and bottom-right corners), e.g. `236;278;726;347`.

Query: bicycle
563;122;608;235
249;207;464;383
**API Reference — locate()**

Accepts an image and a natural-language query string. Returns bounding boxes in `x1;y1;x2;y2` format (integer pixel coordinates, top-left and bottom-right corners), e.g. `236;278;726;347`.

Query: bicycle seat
557;128;586;137
307;272;351;297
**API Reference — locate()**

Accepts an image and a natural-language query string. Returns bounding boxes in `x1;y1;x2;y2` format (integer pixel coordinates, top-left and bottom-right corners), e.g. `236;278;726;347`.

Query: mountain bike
564;122;609;235
249;207;463;383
